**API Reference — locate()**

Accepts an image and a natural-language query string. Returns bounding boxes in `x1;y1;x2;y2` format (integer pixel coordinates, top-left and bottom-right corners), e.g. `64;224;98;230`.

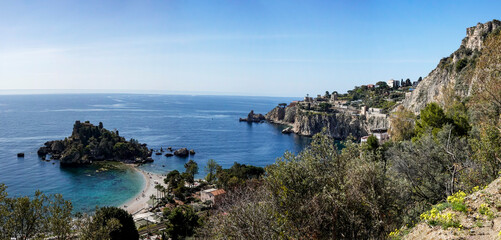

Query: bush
93;207;139;240
420;207;461;229
455;58;468;72
447;191;467;212
478;203;494;219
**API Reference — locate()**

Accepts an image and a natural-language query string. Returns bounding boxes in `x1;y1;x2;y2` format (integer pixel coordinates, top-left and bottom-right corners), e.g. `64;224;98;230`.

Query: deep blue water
0;94;309;212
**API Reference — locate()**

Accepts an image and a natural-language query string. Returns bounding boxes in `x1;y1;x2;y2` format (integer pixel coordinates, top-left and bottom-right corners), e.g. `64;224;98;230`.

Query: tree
0;187;74;240
150;194;156;207
184;160;199;186
46;194;73;240
164;205;200;239
165;170;182;193
199;181;278;239
76;212;121;240
91;206;139;240
446;101;470;137
0;184;8;240
6;191;48;240
205;131;403;239
376;81;388;89
389;125;474;203
405;78;412;87
155;184;163;199
205;159;220;184
414;103;448;139
215;163;265;189
366;135;379;152
389;106;416;141
318;102;331;112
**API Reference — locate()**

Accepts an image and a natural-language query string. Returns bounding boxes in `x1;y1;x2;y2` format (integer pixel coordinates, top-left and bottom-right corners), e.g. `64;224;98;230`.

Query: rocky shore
261;104;389;139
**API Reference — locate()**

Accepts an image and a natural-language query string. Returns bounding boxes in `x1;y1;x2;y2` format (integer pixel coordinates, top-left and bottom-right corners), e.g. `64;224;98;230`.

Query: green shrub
420;207;461;229
478;203;494;219
455;59;468;72
447;191;467;212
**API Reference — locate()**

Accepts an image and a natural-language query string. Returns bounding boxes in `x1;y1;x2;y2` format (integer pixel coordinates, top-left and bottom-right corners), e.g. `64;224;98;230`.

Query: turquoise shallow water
0;94;309;213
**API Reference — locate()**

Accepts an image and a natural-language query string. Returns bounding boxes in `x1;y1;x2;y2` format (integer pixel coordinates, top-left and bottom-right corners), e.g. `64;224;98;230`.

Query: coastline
121;165;167;215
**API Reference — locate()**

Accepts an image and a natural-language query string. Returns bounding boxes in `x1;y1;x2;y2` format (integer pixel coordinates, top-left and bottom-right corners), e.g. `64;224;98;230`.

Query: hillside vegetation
196;20;501;239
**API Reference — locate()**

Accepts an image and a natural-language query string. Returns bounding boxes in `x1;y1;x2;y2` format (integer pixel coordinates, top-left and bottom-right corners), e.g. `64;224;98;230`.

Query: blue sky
0;1;499;97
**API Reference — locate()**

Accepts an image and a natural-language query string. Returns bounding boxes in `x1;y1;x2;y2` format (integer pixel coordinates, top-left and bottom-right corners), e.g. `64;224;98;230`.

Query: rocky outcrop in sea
239;110;266;122
38;121;153;166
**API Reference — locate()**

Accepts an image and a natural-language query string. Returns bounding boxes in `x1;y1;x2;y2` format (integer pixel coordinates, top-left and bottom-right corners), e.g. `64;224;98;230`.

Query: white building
387;79;399;88
201;188;226;205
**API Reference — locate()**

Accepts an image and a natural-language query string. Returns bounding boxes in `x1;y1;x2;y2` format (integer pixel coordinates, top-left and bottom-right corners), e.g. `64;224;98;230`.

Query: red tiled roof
210;189;226;196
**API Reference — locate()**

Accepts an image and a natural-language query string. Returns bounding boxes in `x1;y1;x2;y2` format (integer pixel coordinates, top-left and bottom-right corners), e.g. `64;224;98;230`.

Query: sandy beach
121;166;167;215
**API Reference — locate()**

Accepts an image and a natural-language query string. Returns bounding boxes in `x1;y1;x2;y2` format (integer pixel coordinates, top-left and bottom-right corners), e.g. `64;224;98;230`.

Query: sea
0;94;310;213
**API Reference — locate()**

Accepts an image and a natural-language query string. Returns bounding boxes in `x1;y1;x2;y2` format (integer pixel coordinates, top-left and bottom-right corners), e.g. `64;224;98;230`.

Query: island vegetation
37;121;153;166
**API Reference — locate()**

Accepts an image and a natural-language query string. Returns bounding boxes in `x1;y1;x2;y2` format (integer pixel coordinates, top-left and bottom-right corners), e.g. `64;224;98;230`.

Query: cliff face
365;114;390;130
266;106;388;139
265;106;296;125
293;111;367;138
403;20;501;113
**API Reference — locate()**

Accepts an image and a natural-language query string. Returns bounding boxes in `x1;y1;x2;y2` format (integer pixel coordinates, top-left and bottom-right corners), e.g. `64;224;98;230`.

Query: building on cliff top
288;101;299;107
387;79;400;88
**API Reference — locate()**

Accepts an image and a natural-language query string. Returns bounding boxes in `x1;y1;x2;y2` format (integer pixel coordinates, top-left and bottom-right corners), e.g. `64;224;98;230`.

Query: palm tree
149;194;156;207
159;185;166;199
155;184;162;199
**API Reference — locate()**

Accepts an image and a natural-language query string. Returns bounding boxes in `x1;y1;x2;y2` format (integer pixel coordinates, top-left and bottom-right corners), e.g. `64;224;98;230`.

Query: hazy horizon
1;1;500;97
0;89;302;98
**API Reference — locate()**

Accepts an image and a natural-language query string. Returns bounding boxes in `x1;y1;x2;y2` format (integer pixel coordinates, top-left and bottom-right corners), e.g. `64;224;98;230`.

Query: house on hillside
372;128;389;142
361;129;389;144
289;101;299;107
304;95;313;102
201;188;226;206
387;79;399;88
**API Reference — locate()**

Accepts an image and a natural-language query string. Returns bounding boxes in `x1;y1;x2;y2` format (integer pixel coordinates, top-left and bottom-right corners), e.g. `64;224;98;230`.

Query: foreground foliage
0;187;138;240
200;75;500;239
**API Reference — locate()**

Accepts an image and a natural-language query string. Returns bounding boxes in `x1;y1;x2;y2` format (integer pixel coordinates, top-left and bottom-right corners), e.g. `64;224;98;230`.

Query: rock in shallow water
174;148;189;157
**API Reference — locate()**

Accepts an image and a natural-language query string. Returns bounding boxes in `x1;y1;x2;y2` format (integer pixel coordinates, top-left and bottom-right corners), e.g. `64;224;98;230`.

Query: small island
38;121;153;166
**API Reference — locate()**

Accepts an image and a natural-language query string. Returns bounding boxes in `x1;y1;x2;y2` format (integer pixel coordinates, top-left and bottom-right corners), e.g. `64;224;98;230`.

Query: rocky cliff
403;20;501;113
38;121;152;166
265;106;297;125
265;106;388;139
292;111;367;138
